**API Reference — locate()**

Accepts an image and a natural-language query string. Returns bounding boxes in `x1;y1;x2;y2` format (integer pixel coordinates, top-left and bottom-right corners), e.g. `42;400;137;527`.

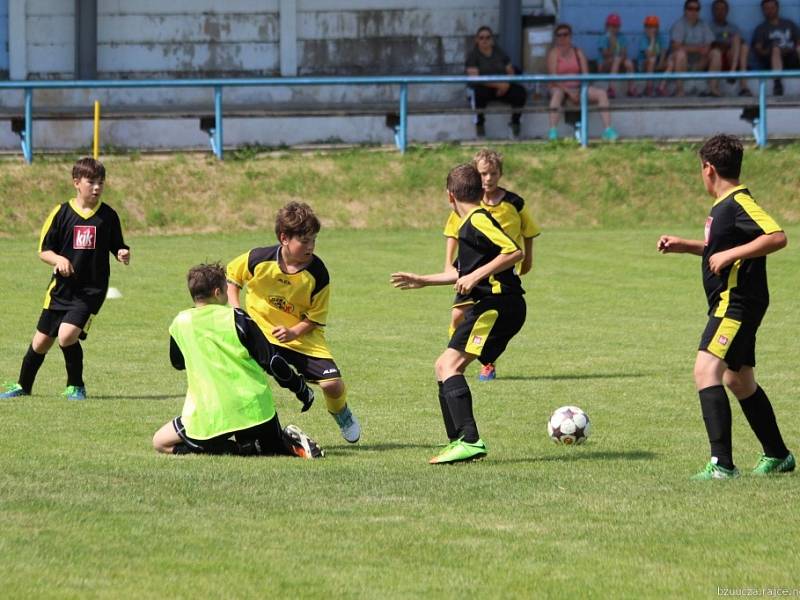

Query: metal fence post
21;88;33;164
579;82;588;148
398;83;408;153
758;79;767;149
214;85;223;160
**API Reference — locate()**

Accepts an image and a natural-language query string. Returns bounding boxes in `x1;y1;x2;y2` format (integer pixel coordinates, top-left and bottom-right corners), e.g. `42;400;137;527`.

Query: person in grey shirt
752;0;800;95
670;0;716;96
708;0;752;96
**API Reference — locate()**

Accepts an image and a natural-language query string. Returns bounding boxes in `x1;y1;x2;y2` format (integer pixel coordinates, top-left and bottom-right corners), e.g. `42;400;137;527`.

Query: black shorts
172;415;289;456
273;346;341;382
37;308;94;340
698;315;761;371
448;294;526;365
756;51;800;70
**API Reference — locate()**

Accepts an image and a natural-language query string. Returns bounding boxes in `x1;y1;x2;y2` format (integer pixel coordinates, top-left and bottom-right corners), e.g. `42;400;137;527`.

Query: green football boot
63;385;87;401
429;439;487;464
691;461;740;480
0;383;27;399
752;453;796;475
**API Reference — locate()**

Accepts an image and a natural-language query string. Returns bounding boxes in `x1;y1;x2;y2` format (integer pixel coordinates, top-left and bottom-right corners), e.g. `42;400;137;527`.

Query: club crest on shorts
717;335;729;346
472;335;483;345
73;225;96;249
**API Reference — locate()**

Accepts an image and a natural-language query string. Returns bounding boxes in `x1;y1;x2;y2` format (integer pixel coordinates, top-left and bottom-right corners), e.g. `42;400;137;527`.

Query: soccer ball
547;406;591;445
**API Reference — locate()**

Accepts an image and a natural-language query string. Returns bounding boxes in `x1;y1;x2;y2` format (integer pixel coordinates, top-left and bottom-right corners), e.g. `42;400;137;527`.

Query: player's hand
494;82;510;96
657;235;682;253
454;273;478;295
390;272;424;289
271;326;297;343
707;251;733;275
53;256;74;277
117;249;130;264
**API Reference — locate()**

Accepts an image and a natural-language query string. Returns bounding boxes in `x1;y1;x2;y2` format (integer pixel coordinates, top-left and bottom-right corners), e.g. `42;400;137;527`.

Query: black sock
442;375;479;444
19;345;46;393
60;342;84;387
438;381;459;441
698;385;734;469
738;386;789;460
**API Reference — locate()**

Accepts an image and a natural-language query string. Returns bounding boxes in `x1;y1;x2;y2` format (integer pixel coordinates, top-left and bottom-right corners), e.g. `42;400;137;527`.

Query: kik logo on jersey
269;295;295;314
73;226;96;249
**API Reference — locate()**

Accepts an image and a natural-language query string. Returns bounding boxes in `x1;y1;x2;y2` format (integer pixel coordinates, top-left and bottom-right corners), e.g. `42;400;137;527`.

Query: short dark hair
187;262;227;301
446;163;483;203
72;157;105;181
761;0;778;6
699;134;743;179
476;25;493;37
554;23;572;35
712;0;728;8
275;201;321;240
684;0;701;8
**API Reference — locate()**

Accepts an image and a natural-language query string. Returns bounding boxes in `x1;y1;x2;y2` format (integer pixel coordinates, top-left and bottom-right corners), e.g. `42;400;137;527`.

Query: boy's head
446;163;483;205
712;0;729;22
274;201;321;242
72;157;105;182
605;13;621;32
699;134;742;189
643;15;660;31
187;262;227;304
684;0;701;23
475;26;494;52
472;149;503;194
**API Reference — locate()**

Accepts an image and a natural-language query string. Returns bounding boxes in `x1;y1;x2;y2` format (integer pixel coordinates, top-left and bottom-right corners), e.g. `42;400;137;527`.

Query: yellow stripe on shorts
465;309;499;355
707;317;742;360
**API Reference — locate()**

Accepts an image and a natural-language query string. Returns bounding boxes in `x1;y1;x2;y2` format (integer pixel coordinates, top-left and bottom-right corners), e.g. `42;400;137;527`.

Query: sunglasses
686;5;700;11
477;34;493;40
555;31;571;37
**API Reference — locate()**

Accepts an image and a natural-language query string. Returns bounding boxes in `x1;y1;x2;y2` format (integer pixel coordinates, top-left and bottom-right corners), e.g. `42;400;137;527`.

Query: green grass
5;141;800;235
2;227;799;598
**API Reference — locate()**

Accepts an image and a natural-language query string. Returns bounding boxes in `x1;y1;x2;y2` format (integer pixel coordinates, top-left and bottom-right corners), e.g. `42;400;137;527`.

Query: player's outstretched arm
657;235;704;256
390;270;457;290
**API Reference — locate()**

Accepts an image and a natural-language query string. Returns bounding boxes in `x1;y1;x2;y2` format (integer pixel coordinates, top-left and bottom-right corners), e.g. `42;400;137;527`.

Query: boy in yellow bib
152;263;321;459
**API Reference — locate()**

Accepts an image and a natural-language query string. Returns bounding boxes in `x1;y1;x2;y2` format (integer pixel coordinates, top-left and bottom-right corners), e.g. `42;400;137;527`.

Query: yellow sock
324;385;347;414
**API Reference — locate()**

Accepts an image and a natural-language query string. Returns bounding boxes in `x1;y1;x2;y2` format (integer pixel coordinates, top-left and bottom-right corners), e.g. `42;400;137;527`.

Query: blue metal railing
0;70;797;163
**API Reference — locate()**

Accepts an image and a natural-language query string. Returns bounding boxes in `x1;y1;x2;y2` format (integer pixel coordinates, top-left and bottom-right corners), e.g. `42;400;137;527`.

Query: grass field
1;224;799;598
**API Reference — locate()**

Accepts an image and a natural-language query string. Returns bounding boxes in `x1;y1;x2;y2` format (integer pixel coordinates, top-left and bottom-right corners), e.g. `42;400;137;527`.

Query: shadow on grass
497;372;651;382
324;442;435;453
91;393;184;400
499;450;657;464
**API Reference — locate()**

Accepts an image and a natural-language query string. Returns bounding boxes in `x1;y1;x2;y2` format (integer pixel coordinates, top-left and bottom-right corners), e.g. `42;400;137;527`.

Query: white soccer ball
547;406;591;445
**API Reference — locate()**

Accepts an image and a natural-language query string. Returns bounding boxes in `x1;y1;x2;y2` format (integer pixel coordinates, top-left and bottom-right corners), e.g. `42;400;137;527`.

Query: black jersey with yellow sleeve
702;185;782;320
38;199;128;313
457;206;524;301
226;244;333;359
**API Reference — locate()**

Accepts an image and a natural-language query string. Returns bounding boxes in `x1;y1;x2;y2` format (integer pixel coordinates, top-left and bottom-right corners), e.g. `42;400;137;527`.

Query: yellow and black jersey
226;244;333;359
457;206;524;301
703;185;782;320
443;189;541;251
39;199;128;313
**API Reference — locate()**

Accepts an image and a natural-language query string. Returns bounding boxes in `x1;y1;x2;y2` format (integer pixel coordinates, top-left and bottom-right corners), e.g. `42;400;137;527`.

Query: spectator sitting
752;0;800;96
639;15;676;96
546;23;618;142
709;0;752;96
670;0;716;96
466;25;527;138
598;13;637;98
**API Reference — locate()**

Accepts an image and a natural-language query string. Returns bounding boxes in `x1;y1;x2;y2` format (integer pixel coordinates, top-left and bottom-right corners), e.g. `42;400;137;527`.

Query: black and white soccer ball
547;406;591;445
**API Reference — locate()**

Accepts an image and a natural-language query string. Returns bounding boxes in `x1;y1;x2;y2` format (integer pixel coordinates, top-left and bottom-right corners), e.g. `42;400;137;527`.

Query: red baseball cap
606;13;622;27
644;15;660;27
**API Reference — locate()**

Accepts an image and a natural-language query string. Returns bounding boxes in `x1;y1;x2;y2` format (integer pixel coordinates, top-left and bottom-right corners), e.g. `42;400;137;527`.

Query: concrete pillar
75;0;97;79
279;0;297;76
9;0;26;80
499;0;522;70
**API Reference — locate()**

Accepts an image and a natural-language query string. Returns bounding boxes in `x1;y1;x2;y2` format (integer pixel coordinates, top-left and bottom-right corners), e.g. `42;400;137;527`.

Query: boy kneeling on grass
152;263;322;459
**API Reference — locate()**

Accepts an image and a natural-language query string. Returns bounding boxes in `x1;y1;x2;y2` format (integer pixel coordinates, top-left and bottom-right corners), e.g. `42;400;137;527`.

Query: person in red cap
598;13;637;97
638;15;676;96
